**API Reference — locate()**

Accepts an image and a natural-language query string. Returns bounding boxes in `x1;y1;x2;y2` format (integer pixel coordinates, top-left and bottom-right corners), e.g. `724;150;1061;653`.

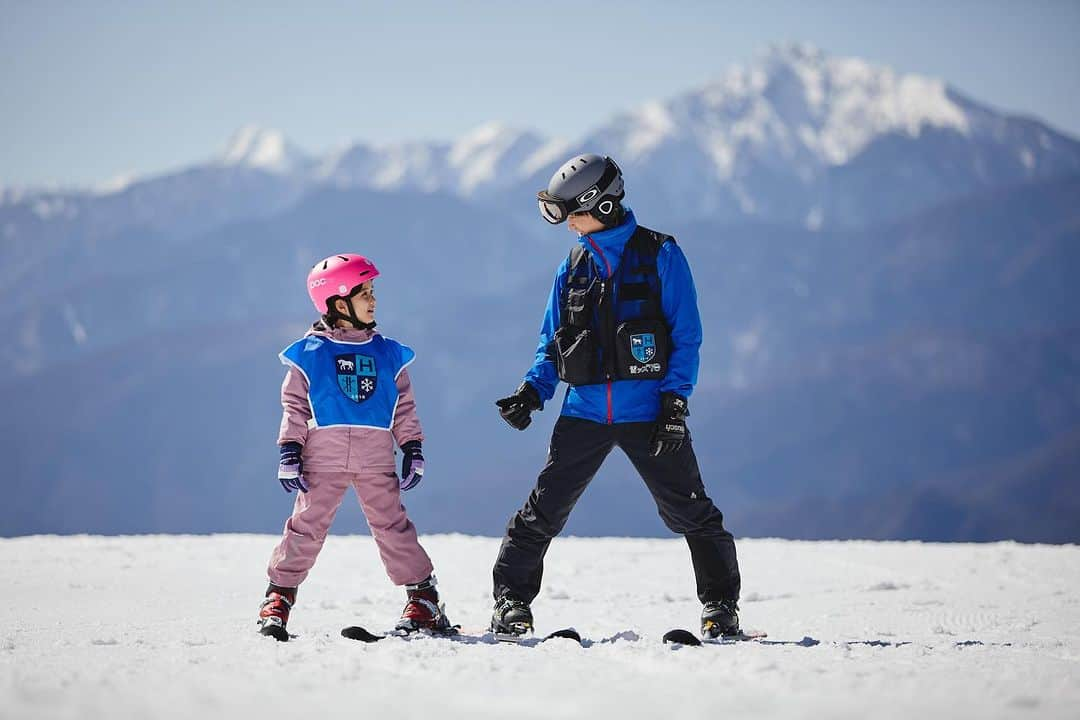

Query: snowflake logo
360;378;374;393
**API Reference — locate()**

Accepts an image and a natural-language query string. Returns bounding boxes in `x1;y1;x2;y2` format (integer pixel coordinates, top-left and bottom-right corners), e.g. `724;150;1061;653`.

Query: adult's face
567;212;607;236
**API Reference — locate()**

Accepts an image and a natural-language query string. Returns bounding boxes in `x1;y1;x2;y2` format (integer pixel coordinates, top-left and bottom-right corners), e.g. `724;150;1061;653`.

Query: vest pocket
553;326;598;385
564;286;592;328
614;319;668;380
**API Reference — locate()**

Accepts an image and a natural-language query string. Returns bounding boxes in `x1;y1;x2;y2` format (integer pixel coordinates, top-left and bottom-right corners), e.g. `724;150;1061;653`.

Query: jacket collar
577;208;638;278
307;320;378;343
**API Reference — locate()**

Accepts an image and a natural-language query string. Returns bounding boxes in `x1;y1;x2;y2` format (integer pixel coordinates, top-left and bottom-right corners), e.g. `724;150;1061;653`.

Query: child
257;253;452;641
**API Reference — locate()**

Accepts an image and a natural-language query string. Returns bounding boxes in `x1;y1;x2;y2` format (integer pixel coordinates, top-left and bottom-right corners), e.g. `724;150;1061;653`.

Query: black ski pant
492;415;741;605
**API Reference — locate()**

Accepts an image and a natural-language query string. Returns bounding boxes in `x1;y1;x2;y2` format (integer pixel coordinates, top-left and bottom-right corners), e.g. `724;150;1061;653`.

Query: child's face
567;211;606;236
333;280;376;326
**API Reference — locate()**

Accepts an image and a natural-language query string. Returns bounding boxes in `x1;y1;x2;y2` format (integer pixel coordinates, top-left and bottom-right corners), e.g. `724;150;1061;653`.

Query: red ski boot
258;583;296;642
395;575;453;633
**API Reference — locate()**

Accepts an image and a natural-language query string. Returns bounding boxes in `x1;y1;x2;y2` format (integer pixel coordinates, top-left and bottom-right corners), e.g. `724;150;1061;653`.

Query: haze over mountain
2;45;1078;542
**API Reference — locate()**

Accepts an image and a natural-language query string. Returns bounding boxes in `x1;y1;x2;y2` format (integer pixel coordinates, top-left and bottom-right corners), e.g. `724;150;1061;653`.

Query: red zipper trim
586;236;612;277
606;381;613;424
586;235;616;425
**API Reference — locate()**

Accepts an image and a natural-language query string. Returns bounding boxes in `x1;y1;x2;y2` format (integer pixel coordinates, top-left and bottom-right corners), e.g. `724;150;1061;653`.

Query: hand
278;442;309;493
399;440;425;492
495;382;542;431
650;393;688;457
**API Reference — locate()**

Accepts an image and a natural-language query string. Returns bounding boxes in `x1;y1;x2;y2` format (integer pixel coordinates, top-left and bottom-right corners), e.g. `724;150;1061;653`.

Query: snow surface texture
5;535;1078;719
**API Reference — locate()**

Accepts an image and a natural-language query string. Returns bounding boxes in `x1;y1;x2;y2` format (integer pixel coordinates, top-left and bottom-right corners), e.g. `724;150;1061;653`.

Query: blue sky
2;0;1079;187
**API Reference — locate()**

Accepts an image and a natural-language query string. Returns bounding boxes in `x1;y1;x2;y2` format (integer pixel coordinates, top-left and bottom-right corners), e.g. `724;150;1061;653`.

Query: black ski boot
701;599;740;639
490;595;533;636
258;583;297;642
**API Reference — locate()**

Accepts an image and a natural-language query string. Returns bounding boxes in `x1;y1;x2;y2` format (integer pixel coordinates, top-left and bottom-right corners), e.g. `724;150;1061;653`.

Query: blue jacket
524;208;702;424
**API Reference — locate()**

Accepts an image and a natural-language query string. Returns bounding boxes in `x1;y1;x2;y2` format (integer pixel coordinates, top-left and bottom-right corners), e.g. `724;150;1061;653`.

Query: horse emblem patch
336;354;377;402
630;333;656;363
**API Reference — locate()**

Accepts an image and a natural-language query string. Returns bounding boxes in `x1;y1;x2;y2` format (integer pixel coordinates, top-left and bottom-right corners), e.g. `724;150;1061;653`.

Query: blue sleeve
523;257;570;406
657;242;702;398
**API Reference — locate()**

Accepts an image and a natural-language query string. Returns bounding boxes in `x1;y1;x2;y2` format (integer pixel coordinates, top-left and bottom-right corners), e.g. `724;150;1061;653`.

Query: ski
662;628;768;646
341;624;584;646
493;627;582;646
341;624;472;643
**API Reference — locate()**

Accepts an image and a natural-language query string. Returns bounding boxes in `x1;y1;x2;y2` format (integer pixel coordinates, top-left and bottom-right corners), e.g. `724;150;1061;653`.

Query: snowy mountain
4;43;1078;247
556;43;1080;227
6;534;1080;719
314;122;569;196
217;125;311;174
3;44;1080;541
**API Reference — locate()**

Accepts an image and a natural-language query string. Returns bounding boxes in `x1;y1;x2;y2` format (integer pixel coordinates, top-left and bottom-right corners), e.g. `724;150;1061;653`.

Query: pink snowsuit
266;323;434;588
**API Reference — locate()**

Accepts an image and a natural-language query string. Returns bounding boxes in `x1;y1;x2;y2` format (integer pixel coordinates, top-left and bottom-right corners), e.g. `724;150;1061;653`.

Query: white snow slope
5;535;1078;719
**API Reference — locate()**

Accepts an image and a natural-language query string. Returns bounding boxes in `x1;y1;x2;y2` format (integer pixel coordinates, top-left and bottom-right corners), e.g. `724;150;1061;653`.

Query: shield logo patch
336;354;377;403
630;333;656;363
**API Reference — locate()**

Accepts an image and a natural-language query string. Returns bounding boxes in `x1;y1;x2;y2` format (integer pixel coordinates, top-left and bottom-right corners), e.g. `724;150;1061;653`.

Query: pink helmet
306;254;380;313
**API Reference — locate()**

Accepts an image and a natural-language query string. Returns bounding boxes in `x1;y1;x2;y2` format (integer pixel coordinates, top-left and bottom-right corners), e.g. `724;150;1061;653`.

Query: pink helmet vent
306;253;380;313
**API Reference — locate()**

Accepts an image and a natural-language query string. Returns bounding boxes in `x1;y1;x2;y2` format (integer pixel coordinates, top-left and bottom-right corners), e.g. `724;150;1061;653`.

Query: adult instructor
491;154;743;639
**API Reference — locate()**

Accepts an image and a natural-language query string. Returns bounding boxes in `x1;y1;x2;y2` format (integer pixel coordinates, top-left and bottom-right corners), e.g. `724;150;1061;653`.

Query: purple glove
278;442;309;493
399;440;424;492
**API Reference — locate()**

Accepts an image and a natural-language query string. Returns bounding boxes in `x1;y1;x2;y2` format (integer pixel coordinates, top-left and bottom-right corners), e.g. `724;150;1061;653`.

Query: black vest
551;226;675;386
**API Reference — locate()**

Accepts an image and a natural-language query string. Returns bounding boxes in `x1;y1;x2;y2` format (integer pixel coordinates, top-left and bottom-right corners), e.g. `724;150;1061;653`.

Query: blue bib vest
279;334;415;430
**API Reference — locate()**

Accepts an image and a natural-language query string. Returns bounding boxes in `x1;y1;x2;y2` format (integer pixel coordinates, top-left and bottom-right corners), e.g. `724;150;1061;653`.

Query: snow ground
5;534;1078;719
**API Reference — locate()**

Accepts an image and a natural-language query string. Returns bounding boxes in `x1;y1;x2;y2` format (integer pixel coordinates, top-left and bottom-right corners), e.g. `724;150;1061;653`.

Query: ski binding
662;628;768;646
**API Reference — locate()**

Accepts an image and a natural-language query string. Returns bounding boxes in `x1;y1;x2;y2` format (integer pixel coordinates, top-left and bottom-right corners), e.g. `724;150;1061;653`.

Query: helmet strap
324;296;376;330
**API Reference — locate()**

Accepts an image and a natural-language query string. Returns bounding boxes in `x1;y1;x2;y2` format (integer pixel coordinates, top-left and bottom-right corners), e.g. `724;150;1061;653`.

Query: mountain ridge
5;44;1078;234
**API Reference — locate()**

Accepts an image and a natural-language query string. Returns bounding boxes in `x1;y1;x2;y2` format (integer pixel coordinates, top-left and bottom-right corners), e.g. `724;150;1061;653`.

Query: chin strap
323;295;376;330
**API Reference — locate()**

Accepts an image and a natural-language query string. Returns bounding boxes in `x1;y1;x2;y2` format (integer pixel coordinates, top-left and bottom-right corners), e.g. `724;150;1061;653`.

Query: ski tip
341;625;384;643
258;623;290;642
544;628;582;643
662;628;702;646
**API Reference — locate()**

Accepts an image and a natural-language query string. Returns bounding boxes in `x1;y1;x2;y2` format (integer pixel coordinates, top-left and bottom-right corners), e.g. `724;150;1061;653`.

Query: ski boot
701;599;740;639
490;595;533;636
258;583;296;642
395;575;454;633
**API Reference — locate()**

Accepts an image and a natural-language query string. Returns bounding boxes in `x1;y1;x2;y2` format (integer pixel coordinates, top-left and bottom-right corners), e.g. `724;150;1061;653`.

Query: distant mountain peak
92;171;138;195
453;121;523;148
448;121;549;193
218;125;307;173
608;45;972;170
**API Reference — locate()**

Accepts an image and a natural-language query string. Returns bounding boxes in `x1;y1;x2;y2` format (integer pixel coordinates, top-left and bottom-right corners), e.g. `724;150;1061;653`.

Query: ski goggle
536;158;622;224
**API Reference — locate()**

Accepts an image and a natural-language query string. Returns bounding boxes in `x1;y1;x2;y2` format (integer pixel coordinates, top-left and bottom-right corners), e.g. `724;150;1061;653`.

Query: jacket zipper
587;236;615;425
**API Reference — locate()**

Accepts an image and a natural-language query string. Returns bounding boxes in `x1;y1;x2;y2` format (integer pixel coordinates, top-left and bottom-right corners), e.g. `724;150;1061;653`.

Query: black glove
495;382;542;431
650;393;688;457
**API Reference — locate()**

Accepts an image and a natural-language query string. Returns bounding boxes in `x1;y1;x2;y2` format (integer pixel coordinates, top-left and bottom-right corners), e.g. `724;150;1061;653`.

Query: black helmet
537;154;625;226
